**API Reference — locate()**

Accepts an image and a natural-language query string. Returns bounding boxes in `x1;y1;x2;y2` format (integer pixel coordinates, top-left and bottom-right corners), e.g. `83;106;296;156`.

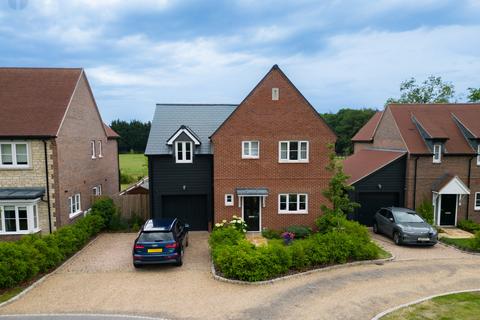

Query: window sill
176;161;193;164
278;160;309;164
0;228;41;235
242;156;259;159
69;210;83;219
278;211;308;215
0;165;32;170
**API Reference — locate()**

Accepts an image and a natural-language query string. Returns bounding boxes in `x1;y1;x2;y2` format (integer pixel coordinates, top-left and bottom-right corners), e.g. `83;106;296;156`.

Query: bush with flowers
214;215;248;233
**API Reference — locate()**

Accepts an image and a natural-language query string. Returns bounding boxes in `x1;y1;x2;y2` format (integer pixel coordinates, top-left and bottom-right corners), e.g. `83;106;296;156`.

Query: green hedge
457;220;480;234
211;215;381;282
0;197;114;289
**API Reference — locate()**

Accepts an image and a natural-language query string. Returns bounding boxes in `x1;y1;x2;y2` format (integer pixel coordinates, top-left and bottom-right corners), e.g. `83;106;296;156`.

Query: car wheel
373;223;379;234
393;232;402;245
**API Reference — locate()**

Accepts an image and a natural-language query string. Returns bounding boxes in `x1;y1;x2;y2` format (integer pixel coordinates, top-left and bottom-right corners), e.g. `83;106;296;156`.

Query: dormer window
477;144;480;166
433;144;442;163
176;141;192;163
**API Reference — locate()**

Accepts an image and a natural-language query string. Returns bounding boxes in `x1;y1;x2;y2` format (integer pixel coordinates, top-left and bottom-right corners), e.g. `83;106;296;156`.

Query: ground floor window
0;202;40;234
278;193;308;214
475;192;480;211
68;193;82;218
92;185;102;196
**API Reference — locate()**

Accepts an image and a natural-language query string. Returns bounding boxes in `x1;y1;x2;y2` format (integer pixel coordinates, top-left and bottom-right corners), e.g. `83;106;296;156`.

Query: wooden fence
91;194;150;220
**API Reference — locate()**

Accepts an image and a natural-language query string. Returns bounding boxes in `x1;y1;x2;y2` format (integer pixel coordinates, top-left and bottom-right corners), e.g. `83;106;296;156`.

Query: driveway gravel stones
1;232;479;320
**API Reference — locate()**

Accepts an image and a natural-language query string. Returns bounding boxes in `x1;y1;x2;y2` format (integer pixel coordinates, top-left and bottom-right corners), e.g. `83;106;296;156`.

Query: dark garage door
162;195;208;231
357;192;399;226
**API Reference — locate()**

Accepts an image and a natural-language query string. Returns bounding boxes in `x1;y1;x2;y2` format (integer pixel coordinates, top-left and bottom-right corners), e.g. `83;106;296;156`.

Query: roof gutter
466;156;474;220
43;139;53;234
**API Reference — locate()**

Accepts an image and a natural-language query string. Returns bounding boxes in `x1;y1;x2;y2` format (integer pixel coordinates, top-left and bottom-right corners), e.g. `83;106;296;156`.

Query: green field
119;154;148;190
382;292;480;320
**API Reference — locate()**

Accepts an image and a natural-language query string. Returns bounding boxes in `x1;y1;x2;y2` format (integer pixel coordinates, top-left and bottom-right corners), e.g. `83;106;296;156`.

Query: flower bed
210;214;384;282
0;197;116;289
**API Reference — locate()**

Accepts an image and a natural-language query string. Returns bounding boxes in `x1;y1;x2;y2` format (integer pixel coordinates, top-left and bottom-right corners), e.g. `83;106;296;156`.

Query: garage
356;192;400;226
344;149;407;227
162;195;208;231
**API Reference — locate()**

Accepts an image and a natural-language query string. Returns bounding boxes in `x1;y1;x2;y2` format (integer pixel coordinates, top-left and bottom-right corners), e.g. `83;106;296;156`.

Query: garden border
438;238;480;256
210;254;395;285
0;235;101;309
371;288;480;320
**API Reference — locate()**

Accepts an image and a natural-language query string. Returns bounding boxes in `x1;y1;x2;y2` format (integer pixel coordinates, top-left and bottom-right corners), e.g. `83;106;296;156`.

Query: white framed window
433;144;441;163
0;202;40;234
242;141;259;159
477;145;480;166
225;194;234;206
278;193;308;214
475;192;480;211
175;141;193;163
98;140;103;158
90;141;96;159
68;193;82;218
0;142;30;168
92;185;102;196
279;141;309;163
272;88;279;100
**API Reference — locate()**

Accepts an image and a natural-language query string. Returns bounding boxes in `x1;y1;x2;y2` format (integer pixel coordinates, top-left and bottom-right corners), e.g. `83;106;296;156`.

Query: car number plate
418;237;430;241
148;248;163;253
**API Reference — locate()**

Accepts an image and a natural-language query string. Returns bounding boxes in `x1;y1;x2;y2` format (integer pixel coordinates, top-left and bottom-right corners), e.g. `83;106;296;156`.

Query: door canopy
435;175;470;195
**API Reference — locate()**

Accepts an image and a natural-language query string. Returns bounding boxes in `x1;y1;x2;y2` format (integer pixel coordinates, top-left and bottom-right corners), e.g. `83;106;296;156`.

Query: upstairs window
272;88;279;100
433;144;442;163
0;142;29;168
90;141;96;159
279;141;309;162
175;141;193;163
98;140;103;158
242;141;259;159
92;185;102;196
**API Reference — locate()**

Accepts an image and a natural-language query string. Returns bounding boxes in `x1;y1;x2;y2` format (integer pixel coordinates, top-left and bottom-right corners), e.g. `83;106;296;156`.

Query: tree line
111;77;479;155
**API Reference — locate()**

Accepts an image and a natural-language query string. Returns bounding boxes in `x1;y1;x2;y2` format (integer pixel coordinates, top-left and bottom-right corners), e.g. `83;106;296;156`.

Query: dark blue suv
133;218;189;268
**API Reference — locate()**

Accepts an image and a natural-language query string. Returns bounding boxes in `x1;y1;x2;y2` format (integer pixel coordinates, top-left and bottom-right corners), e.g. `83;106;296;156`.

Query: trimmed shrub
209;226;244;248
417;200;434;225
285;225;312;239
457;220;480;234
91;196;117;228
261;228;282;239
473;231;480;250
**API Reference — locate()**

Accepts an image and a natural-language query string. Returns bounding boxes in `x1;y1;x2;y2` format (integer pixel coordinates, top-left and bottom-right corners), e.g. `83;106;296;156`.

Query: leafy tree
387;76;455;104
322;108;377;155
467;88;480;102
320;144;359;217
110;120;151;153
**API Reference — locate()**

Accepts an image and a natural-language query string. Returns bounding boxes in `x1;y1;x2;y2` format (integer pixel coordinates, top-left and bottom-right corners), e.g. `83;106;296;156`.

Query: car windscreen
393;211;424;223
138;232;174;242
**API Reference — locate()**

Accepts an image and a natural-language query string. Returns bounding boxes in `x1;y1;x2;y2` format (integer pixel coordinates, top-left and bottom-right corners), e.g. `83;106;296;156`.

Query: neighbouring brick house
0;68;120;240
344;103;480;226
146;65;336;231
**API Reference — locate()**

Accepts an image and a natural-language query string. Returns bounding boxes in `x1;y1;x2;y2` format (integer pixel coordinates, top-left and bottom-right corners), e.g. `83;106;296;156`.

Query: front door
243;197;260;231
440;194;457;226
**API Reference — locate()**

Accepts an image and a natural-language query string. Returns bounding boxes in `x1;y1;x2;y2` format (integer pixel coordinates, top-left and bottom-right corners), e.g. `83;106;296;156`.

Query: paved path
1;232;479;320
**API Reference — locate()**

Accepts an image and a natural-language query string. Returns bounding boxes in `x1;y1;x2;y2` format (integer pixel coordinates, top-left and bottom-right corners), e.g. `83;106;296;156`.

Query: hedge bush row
210;215;381;282
457;220;480;234
0;197;115;289
261;225;312;240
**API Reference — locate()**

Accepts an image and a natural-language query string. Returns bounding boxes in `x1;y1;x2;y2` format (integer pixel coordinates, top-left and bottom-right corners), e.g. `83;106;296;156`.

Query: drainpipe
466;156;474;220
43;139;53;234
413;156;419;209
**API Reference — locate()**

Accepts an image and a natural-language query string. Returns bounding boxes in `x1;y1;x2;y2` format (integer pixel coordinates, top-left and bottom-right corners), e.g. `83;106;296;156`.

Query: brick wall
372;107;406;150
0;139;56;234
211;67;335;230
55;73;119;227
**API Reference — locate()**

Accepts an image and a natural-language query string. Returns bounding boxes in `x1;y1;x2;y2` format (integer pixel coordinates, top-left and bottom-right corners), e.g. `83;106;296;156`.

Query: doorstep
439;227;474;239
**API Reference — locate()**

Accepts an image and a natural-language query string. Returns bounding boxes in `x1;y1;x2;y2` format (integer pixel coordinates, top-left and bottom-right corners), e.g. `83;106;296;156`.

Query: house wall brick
211;67;335;230
0;139;56;235
353;142;373;153
55;74;119;227
372;107;406;151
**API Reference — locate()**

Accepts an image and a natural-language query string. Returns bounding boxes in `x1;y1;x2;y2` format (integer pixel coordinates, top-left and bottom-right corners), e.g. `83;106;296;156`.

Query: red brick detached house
146;65;336;231
345;104;480;227
0;68;119;239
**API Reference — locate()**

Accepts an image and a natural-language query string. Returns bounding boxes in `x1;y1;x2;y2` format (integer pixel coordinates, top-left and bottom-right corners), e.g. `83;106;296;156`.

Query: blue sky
1;0;480;123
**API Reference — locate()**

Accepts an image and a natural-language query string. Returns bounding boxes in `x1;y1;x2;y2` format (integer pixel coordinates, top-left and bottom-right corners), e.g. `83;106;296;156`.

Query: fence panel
91;194;150;220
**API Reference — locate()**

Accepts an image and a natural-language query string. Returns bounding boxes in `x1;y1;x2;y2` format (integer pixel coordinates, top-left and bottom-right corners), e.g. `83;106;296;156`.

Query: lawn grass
440;237;479;252
382;291;480;320
0;287;24;304
119;153;148;190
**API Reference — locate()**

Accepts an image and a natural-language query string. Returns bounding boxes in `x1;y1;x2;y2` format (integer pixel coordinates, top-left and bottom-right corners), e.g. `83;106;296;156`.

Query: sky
1;0;480;123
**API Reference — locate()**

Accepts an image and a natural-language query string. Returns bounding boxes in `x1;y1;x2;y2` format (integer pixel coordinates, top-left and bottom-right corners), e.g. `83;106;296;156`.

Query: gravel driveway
1;232;479;320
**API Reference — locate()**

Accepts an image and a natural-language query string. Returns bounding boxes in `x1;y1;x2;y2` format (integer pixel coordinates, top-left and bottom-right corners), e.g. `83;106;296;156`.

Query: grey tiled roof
145;104;237;155
0;187;45;200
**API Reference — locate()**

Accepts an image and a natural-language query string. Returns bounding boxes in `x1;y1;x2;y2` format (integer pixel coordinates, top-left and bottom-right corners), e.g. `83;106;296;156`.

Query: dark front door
243;197;260;231
357;192;399;226
440;194;457;226
161;195;208;231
